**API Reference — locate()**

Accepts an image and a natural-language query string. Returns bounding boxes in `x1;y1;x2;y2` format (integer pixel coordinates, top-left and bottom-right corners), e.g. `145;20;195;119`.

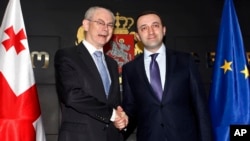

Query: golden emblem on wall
75;12;145;84
75;12;143;56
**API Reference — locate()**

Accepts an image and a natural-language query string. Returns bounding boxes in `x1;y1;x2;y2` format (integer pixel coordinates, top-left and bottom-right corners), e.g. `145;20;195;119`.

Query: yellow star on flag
241;65;249;79
220;60;232;74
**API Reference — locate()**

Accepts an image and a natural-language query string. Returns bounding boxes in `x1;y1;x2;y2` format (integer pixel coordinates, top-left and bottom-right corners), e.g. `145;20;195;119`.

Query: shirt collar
144;43;166;60
82;40;104;55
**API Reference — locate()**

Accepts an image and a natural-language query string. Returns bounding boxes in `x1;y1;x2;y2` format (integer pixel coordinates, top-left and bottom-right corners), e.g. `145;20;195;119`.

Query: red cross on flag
0;0;46;141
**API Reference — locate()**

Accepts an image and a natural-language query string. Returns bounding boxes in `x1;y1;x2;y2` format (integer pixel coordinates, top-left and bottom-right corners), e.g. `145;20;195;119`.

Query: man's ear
163;26;167;36
82;19;89;32
135;32;141;41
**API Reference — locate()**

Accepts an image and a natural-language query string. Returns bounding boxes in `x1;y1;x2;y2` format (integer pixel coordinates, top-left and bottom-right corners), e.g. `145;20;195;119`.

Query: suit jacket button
103;124;109;130
160;104;163;108
160;123;164;127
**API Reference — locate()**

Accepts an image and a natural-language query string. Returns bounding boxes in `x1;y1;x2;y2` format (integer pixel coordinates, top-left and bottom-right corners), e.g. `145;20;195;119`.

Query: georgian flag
0;0;46;140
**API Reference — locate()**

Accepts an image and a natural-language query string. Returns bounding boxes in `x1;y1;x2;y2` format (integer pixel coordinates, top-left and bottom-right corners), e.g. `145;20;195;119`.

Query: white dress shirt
144;44;166;90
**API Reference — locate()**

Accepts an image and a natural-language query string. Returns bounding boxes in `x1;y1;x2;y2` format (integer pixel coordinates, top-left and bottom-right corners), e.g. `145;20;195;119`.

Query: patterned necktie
94;51;110;97
150;53;162;100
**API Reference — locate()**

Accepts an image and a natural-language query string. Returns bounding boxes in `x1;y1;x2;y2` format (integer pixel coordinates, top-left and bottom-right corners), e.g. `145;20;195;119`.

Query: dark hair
135;10;164;31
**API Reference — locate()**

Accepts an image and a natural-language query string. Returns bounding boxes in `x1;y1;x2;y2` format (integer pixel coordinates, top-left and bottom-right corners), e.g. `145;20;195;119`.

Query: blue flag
209;0;250;140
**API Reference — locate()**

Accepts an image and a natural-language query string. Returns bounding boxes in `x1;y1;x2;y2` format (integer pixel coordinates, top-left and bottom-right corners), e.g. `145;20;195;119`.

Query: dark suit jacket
54;43;123;141
122;48;213;141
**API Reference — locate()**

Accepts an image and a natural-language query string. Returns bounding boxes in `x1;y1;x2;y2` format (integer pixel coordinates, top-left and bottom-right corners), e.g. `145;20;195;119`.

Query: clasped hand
113;106;128;130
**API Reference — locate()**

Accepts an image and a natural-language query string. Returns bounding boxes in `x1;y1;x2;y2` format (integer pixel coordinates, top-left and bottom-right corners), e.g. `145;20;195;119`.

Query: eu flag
209;0;250;141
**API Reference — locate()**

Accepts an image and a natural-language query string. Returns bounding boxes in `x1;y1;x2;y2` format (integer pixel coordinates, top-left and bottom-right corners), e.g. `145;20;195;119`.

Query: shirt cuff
110;109;116;121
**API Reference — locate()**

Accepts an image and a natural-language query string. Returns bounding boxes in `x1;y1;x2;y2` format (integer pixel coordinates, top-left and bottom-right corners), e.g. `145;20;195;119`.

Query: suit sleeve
121;64;138;139
188;55;213;141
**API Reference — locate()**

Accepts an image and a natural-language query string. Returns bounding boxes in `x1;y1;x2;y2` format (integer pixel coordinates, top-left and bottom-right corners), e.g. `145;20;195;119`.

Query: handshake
113;106;128;131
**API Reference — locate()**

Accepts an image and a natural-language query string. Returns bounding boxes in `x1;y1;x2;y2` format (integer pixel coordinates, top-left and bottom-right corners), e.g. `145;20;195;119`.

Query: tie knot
150;53;159;61
94;51;103;57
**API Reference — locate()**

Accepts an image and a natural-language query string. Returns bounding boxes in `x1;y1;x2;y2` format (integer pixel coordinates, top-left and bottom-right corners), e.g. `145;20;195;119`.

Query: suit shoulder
54;46;83;64
55;46;77;54
123;53;143;67
167;48;193;59
167;48;190;55
105;55;118;65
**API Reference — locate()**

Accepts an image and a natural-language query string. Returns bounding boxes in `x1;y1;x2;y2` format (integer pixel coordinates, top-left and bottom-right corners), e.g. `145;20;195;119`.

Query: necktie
150;53;162;100
94;51;110;97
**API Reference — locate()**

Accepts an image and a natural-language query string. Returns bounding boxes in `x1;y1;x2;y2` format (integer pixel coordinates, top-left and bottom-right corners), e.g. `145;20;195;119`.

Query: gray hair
84;6;115;21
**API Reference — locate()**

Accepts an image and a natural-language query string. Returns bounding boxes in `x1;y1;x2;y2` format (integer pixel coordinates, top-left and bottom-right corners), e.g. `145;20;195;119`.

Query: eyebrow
139;22;160;27
139;24;147;28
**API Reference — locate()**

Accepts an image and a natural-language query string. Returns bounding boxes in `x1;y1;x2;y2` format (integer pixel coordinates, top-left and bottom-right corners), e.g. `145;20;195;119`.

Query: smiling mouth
98;33;108;37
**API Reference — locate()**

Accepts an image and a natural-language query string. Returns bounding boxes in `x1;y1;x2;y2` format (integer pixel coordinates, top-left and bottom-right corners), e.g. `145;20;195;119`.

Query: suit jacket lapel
77;43;98;74
135;54;150;85
162;49;176;101
134;54;160;101
105;55;116;98
76;43;107;100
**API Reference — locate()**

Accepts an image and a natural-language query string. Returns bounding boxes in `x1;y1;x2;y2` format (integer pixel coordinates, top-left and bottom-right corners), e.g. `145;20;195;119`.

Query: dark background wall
1;0;250;141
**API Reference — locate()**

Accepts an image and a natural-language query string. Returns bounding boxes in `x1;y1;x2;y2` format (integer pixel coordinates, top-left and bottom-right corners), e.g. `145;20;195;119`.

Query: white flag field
0;0;46;140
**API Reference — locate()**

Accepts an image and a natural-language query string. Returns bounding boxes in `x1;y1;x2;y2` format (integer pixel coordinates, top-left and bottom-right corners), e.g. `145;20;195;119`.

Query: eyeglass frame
87;19;115;29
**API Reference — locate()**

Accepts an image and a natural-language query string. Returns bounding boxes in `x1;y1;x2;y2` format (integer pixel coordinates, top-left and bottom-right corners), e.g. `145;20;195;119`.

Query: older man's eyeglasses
87;19;114;29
